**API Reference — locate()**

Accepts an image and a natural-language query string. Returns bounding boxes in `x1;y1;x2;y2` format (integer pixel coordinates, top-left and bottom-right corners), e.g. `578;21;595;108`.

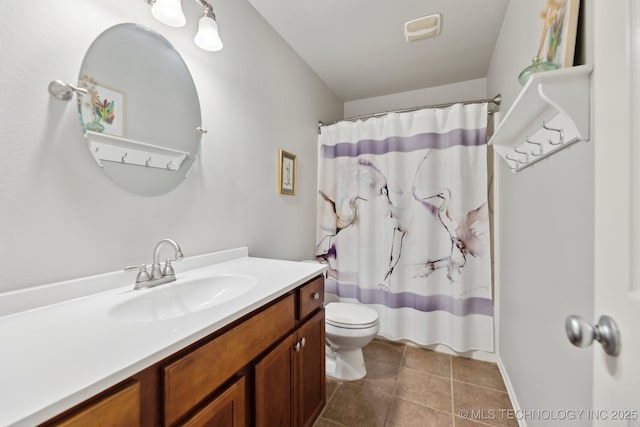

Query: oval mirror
77;23;202;196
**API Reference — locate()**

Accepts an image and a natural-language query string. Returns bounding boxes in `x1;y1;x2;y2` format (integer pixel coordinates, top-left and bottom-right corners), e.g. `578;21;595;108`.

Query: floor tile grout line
388;393;453;415
392;395;455;417
398;364;453;381
450;355;455;426
452;377;509;394
316;416;349;427
394;343;407;394
384;343;407;426
453;414;503;427
382;387;394;427
325;381;339;406
338;378;396;398
389;346;457;417
384;395;457;427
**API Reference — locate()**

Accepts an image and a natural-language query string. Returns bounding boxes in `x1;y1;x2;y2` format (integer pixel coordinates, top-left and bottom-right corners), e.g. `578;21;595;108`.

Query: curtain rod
318;93;501;128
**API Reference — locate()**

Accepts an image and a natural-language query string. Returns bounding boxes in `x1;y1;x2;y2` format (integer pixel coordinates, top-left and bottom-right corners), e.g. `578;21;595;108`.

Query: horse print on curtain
316;103;493;352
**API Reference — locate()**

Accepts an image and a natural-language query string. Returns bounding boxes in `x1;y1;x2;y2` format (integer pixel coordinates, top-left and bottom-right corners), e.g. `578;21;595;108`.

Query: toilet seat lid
325;302;379;328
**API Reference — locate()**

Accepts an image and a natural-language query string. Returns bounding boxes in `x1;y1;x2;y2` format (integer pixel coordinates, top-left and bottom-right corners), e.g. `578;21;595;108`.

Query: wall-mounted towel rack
85;131;190;172
489;64;593;173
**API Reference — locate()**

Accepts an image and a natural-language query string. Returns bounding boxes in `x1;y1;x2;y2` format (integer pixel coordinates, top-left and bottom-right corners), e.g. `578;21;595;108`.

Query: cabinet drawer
180;376;246;427
51;381;140;427
298;276;324;320
163;294;295;426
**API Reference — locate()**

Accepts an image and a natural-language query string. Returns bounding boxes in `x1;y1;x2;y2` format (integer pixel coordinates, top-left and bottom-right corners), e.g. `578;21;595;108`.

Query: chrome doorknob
565;315;621;356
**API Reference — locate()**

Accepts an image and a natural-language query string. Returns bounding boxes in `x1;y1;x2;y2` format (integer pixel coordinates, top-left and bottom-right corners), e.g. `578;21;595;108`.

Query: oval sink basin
109;274;258;322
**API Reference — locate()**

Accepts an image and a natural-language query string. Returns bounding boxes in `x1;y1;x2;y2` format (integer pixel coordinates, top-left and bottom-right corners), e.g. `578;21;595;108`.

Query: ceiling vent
404;14;441;42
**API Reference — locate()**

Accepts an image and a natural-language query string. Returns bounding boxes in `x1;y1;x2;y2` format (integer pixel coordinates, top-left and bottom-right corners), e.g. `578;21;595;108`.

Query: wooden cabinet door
254;333;296;427
51;381;140;427
164;295;295;426
296;310;325;427
180;377;246;427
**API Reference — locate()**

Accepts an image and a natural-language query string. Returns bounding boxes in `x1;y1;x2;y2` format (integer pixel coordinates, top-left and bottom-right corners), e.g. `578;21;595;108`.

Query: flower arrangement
539;0;566;64
77;75;124;136
518;0;567;85
95;98;116;125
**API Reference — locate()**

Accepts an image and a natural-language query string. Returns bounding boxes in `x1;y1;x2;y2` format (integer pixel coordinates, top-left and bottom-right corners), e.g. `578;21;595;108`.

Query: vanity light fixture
194;5;223;51
145;0;223;51
150;0;186;27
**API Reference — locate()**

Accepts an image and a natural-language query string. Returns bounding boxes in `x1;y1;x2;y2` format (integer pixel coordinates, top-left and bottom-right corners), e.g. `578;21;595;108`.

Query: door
180;377;246;427
296;310;326;427
592;0;640;421
255;334;296;427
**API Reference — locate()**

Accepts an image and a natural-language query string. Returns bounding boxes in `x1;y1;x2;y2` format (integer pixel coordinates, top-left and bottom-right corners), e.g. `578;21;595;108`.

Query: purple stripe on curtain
326;279;493;317
321;128;487;159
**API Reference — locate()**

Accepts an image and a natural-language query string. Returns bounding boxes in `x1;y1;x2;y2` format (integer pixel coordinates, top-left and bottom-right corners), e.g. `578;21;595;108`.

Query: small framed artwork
540;0;580;68
278;150;296;195
79;76;126;137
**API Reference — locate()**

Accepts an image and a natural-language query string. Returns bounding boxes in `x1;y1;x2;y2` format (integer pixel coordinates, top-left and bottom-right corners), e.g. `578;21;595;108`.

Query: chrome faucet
125;239;184;290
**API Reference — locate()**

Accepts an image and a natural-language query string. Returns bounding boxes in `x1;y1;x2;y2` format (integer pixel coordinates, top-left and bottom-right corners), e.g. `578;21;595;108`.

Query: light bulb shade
151;0;186;27
194;16;223;51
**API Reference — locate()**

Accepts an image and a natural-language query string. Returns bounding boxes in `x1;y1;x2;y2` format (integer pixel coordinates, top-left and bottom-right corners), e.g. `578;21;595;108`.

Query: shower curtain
316;103;493;352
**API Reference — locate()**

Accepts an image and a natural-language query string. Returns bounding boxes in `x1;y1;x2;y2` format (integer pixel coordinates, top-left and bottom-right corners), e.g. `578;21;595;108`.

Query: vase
86;121;105;132
518;57;559;86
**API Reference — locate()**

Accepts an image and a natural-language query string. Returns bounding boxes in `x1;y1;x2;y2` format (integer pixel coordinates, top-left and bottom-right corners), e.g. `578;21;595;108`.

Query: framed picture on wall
519;0;580;85
540;0;581;68
278;150;296;195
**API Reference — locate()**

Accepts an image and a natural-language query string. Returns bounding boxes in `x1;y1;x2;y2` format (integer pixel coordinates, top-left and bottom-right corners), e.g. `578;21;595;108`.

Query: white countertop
0;248;325;427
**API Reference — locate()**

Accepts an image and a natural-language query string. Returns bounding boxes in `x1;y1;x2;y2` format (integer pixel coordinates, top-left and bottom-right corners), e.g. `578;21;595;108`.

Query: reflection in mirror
78;23;202;196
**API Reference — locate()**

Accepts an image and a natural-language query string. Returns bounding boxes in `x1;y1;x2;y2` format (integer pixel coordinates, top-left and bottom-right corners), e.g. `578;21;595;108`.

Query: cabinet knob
293;338;306;352
312;293;320;300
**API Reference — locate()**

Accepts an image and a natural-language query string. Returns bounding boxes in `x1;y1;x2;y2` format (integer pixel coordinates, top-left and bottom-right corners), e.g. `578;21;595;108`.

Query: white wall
0;0;343;292
344;78;487;118
487;0;594;420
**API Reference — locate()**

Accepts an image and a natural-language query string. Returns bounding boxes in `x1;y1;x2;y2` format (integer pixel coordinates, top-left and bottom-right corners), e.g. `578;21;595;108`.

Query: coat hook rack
500;118;583;173
489;65;593;173
85;131;189;172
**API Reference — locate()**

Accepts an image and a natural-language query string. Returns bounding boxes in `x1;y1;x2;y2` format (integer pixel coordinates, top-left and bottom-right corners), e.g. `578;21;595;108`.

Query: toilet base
325;345;367;381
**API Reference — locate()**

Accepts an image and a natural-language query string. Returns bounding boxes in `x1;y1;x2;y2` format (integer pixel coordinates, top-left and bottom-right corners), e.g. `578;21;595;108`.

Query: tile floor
314;339;517;427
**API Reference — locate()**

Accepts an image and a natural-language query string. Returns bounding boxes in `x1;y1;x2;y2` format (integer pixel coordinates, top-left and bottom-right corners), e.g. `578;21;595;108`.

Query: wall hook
48;80;88;101
524;136;544;156
145;157;152;167
121;153;128;164
504;154;519;169
513;145;530;165
541;121;564;145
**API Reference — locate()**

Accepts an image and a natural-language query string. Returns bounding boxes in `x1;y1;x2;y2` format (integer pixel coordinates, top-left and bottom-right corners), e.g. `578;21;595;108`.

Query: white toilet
325;302;380;381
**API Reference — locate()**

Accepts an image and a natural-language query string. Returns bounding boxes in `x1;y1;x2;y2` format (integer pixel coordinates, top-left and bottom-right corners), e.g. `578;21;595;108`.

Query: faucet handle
124;264;151;283
162;259;176;277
